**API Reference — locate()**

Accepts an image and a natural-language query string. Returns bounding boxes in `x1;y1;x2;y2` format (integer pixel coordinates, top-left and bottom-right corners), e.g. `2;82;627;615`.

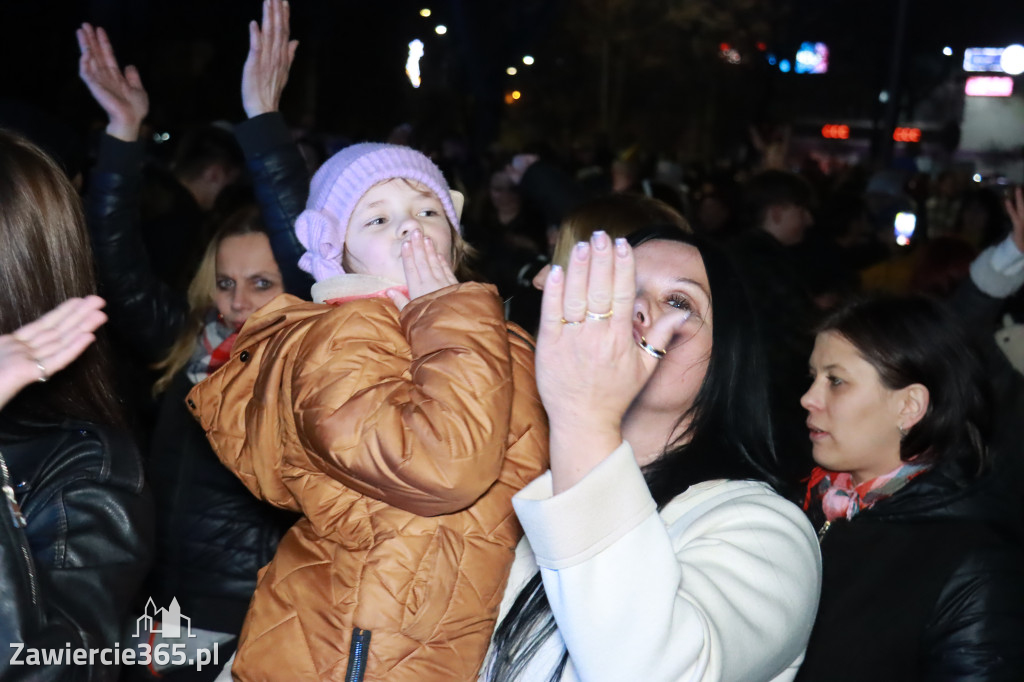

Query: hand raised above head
76;23;148;142
242;0;299;118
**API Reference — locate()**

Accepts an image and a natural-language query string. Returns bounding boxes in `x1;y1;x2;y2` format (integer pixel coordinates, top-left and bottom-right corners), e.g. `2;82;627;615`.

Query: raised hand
505;154;539;186
77;24;148;142
0;297;107;410
242;0;299;118
536;231;689;492
386;230;458;311
1006;186;1024;253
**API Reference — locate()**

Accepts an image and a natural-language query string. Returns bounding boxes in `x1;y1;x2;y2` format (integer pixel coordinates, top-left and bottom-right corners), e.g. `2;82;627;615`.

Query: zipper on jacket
345;627;371;682
0;449;37;606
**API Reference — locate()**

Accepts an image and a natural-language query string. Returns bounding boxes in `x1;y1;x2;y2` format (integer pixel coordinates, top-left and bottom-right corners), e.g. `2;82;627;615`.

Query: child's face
343;179;454;283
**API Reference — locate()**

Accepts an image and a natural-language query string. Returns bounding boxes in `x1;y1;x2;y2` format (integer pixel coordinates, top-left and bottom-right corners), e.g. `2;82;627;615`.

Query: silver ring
637;336;666;360
36;359;48;383
585;310;613;321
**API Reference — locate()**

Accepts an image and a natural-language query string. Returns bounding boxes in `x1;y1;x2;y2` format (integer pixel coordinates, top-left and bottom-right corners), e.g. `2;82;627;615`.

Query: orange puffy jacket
186;283;548;681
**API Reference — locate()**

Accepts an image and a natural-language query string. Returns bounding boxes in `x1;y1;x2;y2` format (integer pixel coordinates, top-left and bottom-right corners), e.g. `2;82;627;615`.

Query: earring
897;424;907;439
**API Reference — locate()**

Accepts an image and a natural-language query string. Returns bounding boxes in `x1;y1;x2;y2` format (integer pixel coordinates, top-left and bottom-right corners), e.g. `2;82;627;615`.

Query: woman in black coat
796;294;1024;681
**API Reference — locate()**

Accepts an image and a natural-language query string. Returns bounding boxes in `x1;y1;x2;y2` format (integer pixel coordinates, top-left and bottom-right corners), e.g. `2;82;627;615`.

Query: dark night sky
1;0;1022;156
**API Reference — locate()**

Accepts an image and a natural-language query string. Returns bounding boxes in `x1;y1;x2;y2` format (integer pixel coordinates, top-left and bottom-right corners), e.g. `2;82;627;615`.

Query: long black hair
485;226;783;681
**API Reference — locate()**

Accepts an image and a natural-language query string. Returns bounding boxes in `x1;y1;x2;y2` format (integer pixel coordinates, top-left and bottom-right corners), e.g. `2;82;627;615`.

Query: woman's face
626;240;713;460
800;331;911;484
213;232;284;331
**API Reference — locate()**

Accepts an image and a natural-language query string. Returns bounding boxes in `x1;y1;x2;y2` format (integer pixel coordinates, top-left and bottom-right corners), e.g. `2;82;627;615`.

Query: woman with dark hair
797;295;1024;680
484;227;821;681
0;129;152;682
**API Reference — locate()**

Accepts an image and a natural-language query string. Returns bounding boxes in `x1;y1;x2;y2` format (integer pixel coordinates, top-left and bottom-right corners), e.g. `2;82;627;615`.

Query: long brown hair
152;204;267;393
0;129;123;427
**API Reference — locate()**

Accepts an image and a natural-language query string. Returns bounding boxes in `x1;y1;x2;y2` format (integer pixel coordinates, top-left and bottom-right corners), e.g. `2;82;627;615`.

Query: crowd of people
1;1;1024;680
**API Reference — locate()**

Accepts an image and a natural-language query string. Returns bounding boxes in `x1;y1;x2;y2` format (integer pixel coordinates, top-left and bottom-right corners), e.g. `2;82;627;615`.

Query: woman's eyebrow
673;277;711;300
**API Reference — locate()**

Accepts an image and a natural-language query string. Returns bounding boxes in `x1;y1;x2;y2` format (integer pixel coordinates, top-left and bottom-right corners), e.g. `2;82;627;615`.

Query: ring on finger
560;317;583;326
637;336;667;360
35;358;49;383
585;310;613;321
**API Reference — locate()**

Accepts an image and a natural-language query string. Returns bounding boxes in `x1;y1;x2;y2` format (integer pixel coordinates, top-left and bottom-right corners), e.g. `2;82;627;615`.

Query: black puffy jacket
0;419;153;682
82;112;307;636
798;466;1024;681
147;372;297;634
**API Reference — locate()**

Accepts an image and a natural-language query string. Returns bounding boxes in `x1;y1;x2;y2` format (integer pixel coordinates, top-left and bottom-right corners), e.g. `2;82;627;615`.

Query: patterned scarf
186;311;238;385
803;461;931;522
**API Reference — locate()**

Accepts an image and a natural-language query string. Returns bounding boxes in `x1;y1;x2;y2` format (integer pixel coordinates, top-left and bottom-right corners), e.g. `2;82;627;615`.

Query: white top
970;234;1024;298
483;442;822;682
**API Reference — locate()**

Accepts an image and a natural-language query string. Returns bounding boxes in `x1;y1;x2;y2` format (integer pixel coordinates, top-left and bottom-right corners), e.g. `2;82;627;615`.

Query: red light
756;41;767;51
821;124;850;140
893;127;921;143
719;42;730;52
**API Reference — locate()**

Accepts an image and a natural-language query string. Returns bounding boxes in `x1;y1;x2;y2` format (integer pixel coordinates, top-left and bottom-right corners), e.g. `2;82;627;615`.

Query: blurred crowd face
800;331;909;484
625;240;713;463
213;233;284;331
488;170;521;220
770;202;813;245
696;194;731;233
343;179;454;284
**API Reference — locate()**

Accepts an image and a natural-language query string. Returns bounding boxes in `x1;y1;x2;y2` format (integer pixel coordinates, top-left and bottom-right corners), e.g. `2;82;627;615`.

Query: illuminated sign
821;124;850;139
795;42;829;74
964;45;1024;74
965;76;1014;97
893;127;921;143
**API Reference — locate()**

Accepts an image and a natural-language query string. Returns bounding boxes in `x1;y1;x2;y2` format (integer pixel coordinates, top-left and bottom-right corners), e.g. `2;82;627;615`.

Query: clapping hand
242;0;299;118
77;24;148;142
0;297;107;410
536;231;688;492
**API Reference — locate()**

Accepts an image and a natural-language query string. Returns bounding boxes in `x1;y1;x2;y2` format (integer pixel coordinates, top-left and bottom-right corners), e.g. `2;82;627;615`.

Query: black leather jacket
0;419;153;682
799;465;1024;681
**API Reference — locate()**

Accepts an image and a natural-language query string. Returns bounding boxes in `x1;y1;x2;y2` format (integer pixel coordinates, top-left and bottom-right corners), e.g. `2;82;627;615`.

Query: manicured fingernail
549;264;563;282
615;237;629;256
591;230;609;250
574;241;589;258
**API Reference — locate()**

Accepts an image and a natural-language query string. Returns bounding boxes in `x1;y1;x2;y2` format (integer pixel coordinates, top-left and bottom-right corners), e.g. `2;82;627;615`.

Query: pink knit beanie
294;143;461;282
